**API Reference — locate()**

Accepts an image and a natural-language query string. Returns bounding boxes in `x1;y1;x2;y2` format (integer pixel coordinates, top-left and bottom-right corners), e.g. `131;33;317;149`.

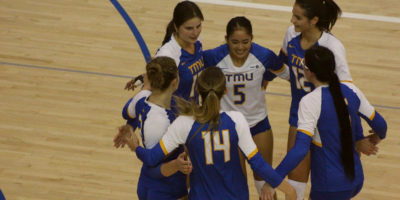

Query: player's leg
251;117;276;199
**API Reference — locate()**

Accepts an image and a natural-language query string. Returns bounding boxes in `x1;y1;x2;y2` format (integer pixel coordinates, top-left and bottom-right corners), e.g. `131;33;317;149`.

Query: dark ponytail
295;0;342;32
162;1;204;45
305;46;355;180
162;21;176;45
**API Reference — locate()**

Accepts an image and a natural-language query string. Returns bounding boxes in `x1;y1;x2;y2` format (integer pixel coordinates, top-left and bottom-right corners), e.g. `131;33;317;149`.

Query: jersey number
201;130;230;165
293;67;311;92
233;84;246;105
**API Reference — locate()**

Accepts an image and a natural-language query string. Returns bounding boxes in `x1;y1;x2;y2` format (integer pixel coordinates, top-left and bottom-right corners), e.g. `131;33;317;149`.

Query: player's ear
311;16;319;26
172;77;179;90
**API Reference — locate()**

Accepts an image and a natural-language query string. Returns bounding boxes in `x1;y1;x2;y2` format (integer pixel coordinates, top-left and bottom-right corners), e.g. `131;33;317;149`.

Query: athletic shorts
250;115;271;136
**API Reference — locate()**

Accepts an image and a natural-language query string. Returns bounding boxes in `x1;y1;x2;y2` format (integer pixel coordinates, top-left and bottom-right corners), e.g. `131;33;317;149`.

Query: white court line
194;0;400;24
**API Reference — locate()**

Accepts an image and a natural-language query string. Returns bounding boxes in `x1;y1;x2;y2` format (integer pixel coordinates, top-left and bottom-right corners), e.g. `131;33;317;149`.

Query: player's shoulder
285;25;301;41
205;44;229;58
340;83;360;101
224;111;247;123
132;90;152;108
301;86;323;106
251;42;274;55
174;115;195;125
320;32;344;52
155;37;182;64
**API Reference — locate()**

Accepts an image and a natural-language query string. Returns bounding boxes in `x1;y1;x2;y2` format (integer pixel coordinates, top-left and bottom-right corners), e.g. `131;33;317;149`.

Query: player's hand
176;152;192;175
356;137;378;156
366;130;381;145
277;180;296;200
125;74;144;91
121;126;139;151
261;182;275;200
114;125;133;148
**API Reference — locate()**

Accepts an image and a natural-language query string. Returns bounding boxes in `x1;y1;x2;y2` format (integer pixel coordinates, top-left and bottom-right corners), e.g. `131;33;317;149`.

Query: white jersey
155;36;204;100
204;43;286;127
281;25;353;82
126;90;175;148
298;83;373;146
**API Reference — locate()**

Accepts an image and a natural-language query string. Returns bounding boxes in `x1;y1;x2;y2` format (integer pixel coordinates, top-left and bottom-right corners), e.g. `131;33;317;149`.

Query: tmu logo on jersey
225;73;254;82
188;57;204;75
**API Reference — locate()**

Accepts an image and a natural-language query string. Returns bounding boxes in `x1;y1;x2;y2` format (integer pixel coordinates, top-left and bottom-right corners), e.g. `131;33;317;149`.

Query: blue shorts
250;116;271;136
137;170;187;200
310;183;363;200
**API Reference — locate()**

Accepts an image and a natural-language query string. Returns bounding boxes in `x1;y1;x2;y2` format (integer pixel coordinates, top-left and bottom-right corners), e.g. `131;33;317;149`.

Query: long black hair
162;1;204;45
295;0;342;32
304;46;355;180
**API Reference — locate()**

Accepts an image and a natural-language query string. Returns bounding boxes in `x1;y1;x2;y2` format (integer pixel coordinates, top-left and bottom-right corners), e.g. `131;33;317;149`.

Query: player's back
307;84;364;191
122;90;187;199
185;112;249;200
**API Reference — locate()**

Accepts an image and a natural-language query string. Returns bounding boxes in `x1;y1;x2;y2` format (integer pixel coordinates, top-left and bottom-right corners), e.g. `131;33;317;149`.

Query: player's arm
134;117;191;167
145;151;191;178
232;112;283;187
267;50;290;81
344;83;387;140
203;48;218;68
275;95;319;177
275;131;312;177
232;112;297;199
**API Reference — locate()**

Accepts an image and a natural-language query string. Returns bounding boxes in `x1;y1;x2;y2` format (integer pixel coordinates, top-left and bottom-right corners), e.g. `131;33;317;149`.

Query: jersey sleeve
155;43;181;67
203;44;229;68
274;93;319;177
324;39;352;82
122;90;152;120
280;26;294;57
229;111;283;188
297;92;321;136
263;46;289;80
343;82;387;139
135;116;193;167
159;116;193;154
142;112;171;149
203;48;218;67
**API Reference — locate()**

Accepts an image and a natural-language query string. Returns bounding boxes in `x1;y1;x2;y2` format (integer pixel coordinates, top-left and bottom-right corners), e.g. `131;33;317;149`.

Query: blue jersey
279;26;352;126
122;90;187;199
276;84;364;192
156;36;204;100
204;43;288;127
135;111;284;200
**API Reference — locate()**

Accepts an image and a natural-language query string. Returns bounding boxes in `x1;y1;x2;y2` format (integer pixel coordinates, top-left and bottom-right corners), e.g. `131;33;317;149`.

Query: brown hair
176;67;226;129
146;56;178;91
162;1;204;45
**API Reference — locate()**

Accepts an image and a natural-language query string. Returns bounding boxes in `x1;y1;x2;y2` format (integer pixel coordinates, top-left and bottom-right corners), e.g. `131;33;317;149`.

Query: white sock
254;180;265;196
287;179;307;200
